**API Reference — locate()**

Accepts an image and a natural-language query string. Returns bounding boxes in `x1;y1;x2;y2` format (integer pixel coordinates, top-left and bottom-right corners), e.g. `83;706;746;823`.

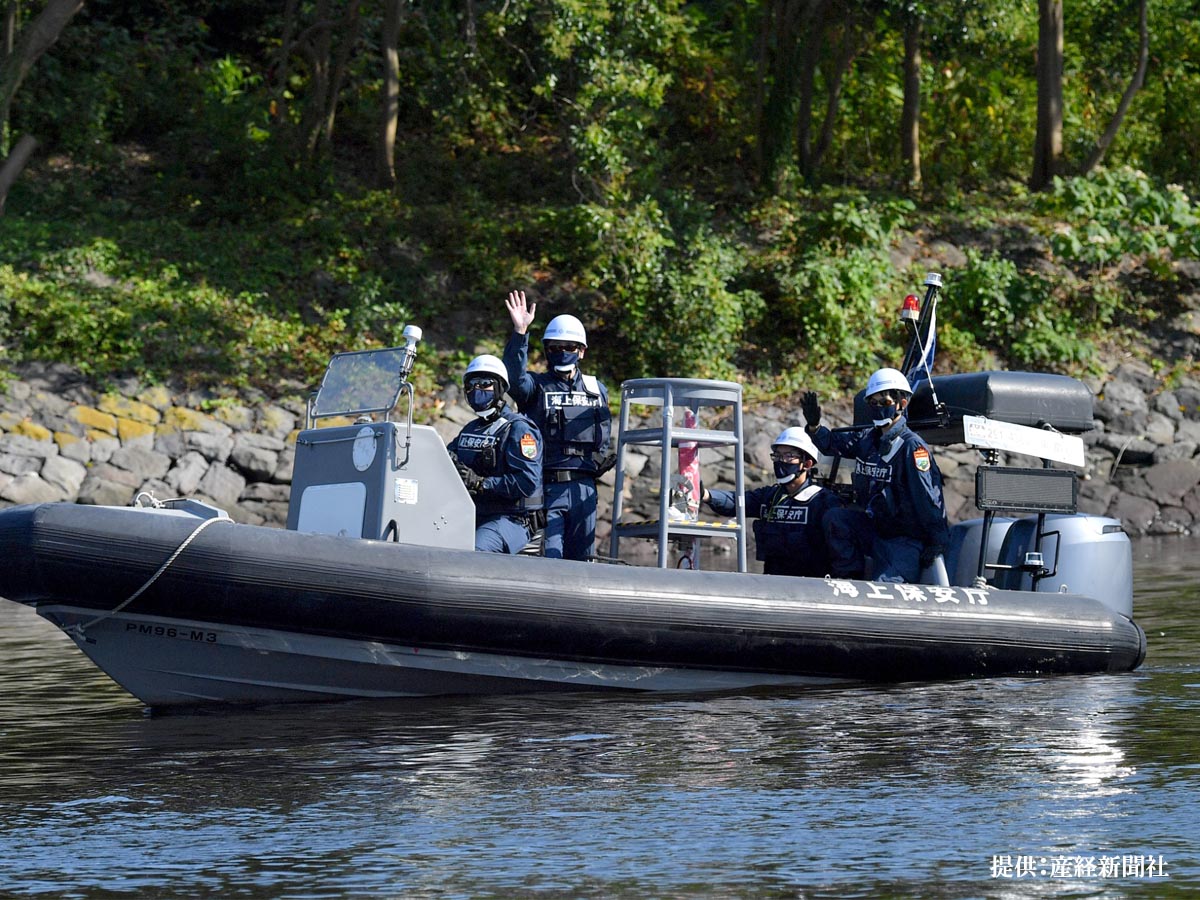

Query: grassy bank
2;152;1198;416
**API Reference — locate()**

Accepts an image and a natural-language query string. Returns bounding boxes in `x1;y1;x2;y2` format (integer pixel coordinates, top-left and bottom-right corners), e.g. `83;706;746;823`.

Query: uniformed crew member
448;354;544;554
502;290;613;561
703;427;843;578
802;367;950;583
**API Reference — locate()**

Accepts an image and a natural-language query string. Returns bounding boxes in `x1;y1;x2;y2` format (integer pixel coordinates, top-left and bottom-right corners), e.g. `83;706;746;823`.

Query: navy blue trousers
823;507;922;583
542;479;597;561
475;515;533;554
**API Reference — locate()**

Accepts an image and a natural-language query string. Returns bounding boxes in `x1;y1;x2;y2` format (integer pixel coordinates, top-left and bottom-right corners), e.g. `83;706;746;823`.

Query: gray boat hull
0;503;1146;708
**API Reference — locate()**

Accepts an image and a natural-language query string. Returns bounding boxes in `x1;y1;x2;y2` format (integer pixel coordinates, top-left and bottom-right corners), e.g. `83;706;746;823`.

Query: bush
1038;168;1200;270
549;197;761;381
944;249;1096;371
744;194;914;380
947;250;1020;345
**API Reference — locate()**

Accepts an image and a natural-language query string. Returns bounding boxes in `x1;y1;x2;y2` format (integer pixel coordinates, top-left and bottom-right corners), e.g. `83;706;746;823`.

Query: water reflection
1;535;1198;895
0;664;1153;801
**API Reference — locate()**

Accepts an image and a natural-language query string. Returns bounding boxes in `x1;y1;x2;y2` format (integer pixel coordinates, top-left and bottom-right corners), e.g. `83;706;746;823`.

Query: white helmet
543;314;588;347
865;367;912;399
772;427;819;463
464;354;509;390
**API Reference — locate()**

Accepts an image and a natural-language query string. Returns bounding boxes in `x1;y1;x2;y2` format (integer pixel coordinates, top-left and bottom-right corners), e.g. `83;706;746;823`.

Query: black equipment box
853;371;1095;445
975;465;1079;514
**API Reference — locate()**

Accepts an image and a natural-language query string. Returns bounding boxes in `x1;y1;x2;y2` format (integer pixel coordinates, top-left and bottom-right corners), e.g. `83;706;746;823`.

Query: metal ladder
608;378;747;571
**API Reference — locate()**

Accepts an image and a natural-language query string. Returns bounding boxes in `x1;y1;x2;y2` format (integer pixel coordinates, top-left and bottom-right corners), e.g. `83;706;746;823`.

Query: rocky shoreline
3;357;1200;545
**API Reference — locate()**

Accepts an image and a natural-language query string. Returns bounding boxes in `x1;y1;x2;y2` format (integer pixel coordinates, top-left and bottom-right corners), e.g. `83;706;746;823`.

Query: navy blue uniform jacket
448;409;544;518
503;332;611;475
811;420;950;549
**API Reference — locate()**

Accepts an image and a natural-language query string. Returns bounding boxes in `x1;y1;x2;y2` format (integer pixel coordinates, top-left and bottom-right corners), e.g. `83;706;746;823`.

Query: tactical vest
541;373;608;460
751;483;824;562
456;414;543;516
852;434;909;534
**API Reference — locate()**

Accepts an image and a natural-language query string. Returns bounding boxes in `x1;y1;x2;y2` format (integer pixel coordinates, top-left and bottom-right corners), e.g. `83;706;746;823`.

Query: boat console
285;329;477;548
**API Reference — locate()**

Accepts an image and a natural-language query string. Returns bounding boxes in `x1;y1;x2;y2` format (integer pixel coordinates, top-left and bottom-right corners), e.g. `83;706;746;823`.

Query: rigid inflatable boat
0;284;1146;708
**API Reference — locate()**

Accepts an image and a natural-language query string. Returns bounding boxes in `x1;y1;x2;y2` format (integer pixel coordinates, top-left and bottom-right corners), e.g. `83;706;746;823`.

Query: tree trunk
757;0;803;186
377;0;404;186
297;0;334;158
0;0;83;210
464;0;477;55
900;15;922;190
809;14;865;176
1030;0;1064;192
759;0;837;188
272;0;299;125
3;1;16;57
320;0;362;149
2;0;17;156
290;0;363;162
751;0;772;177
0;129;34;213
1081;0;1149;176
794;0;829;180
0;0;82;136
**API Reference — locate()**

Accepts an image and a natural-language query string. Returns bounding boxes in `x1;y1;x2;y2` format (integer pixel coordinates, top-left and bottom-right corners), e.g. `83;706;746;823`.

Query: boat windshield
311;347;409;419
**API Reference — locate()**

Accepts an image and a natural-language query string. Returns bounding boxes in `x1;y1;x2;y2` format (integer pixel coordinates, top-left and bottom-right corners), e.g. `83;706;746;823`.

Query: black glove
595;452;618;476
801;391;821;429
455;459;484;493
919;545;944;568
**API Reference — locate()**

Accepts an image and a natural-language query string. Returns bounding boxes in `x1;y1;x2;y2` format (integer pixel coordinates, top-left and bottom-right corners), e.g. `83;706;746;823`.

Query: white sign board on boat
961;415;1086;468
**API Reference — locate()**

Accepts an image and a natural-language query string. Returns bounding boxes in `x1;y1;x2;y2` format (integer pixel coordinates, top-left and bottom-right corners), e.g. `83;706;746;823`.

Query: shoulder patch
913;446;931;472
520;432;539;459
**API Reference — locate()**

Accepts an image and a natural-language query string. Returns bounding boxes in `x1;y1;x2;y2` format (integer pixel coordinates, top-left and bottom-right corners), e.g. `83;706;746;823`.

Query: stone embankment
3;358;1200;542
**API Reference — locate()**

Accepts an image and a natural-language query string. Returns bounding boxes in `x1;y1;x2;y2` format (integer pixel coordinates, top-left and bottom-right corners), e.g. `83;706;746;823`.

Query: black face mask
774;460;803;484
871;404;899;428
547;349;580;372
468;388;497;413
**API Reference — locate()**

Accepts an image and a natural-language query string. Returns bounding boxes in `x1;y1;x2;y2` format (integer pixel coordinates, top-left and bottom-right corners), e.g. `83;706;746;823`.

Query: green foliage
6;0;1200;406
0;248;280;388
814;196;916;248
0;208;418;391
745;195;915;376
1038;168;1200;269
537;0;691;202
1008;303;1097;370
943;249;1096;371
782;251;896;371
947;250;1021;345
551;197;760;381
1137;11;1200;189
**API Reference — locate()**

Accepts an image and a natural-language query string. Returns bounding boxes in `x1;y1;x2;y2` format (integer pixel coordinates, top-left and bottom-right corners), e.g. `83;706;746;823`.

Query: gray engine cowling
992;514;1133;618
946;514;1132;618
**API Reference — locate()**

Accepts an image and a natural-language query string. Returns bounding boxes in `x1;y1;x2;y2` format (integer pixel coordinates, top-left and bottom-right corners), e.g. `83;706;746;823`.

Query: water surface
1;538;1197;897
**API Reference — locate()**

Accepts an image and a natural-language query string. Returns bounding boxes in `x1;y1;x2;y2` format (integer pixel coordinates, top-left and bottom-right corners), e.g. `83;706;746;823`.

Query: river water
1;538;1197;898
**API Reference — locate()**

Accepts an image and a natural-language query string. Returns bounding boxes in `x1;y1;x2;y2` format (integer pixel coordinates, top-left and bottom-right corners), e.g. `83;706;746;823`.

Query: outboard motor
945;516;1015;588
285;326;477;548
991;514;1133;618
874;277;1134;621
